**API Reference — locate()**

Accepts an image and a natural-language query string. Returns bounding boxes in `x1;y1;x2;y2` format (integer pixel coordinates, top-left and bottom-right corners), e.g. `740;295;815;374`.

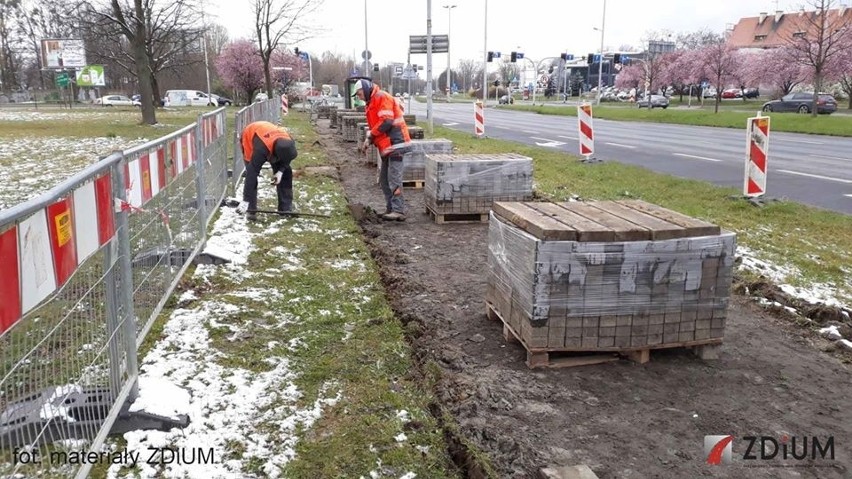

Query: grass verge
433;125;852;308
501;103;852;136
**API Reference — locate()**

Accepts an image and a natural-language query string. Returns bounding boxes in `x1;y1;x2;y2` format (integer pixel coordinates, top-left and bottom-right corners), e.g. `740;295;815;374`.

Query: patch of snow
819;325;843;341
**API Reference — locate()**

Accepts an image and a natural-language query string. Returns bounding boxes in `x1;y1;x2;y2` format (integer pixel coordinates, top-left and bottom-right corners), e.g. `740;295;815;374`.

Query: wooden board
555;202;652;241
585;201;686;240
616;200;721;237
492;203;578;241
525;202;616;242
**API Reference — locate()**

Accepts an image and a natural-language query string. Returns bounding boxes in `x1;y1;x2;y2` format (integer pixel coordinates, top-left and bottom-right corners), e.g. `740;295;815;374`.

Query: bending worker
237;121;298;220
354;79;411;221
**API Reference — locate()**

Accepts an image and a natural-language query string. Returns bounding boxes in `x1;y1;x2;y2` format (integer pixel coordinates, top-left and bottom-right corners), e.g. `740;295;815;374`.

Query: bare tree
0;0;21;92
455;58;478;93
252;0;322;99
676;29;723;50
783;0;852;116
81;0;204;109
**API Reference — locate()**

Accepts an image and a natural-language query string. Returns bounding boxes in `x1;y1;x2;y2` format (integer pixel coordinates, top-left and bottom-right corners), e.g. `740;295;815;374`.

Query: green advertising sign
76;65;105;87
55;72;70;87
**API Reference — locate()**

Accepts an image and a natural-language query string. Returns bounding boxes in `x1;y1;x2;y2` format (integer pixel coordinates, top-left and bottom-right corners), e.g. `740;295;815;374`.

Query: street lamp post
443;4;456;100
482;0;488;107
595;0;606;105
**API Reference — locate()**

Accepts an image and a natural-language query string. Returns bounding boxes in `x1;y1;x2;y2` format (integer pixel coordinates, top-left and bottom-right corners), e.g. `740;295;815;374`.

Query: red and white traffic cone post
474;101;484;138
577;103;594;160
744;112;770;197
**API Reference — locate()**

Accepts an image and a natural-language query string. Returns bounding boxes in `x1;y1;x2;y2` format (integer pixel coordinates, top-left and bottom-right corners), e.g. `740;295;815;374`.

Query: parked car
498;95;514;105
636;94;669;109
254;92;269;102
742;87;760;99
702;87;718;98
721;88;742;99
761;92;837;114
163;90;216;107
94;95;140;107
210;94;233;106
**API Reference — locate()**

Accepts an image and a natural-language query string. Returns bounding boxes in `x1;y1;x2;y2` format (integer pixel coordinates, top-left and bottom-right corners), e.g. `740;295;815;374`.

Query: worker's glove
271;171;283;185
236;201;249;215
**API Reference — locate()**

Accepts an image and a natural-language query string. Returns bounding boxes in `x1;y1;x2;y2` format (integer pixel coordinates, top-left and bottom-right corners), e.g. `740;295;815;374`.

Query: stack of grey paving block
330;108;355;129
408;125;425;139
403;114;416;126
317;104;335;119
424;153;533;217
486;200;734;352
402;139;454;182
357;122;369;145
341;114;365;142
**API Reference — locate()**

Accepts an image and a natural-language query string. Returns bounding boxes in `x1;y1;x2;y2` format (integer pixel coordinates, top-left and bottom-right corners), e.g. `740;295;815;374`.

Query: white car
254;92;269;102
94;95;140;107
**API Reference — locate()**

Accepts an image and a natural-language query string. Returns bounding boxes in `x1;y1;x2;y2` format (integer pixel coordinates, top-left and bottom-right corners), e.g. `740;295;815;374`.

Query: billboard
75;65;105;86
41;39;87;69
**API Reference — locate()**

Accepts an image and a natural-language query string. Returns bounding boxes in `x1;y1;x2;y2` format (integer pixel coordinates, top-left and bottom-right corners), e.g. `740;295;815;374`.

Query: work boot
382;211;406;222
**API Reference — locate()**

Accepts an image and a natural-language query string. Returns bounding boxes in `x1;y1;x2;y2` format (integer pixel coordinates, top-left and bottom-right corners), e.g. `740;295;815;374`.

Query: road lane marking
530;137;567;147
673;153;723;162
522;130;538;134
810;154;852;162
442;122;459;126
605;142;637;149
558;135;578;140
777;169;852;184
776;138;825;145
845;194;852;199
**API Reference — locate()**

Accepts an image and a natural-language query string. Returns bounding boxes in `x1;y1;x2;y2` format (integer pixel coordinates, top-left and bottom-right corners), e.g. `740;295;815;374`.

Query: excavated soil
316;120;852;479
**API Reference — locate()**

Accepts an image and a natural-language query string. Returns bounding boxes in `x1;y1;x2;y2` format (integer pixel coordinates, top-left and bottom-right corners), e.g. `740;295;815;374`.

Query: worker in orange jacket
237;121;298;220
353;79;411;221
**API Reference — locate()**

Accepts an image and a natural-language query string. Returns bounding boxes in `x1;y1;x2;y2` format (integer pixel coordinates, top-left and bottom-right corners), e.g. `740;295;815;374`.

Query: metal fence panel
231;99;281;196
0;107;229;478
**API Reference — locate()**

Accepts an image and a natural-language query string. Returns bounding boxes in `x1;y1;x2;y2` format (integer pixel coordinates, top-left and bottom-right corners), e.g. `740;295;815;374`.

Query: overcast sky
209;0;796;67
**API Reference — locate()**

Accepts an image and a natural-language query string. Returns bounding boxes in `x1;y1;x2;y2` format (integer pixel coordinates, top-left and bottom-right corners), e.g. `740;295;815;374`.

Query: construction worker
353;79;411;221
237;121;298;220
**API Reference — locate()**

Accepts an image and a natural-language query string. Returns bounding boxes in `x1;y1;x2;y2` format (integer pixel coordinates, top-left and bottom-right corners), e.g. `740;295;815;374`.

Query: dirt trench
316;121;852;479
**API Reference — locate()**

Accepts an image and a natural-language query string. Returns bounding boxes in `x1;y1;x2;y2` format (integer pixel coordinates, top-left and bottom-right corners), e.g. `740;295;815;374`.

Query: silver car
637;95;669;109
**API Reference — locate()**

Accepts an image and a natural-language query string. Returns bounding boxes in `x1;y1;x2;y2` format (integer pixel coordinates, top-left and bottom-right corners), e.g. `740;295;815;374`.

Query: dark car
762;92;837;114
636;94;669;109
211;94;233;106
742;87;760;99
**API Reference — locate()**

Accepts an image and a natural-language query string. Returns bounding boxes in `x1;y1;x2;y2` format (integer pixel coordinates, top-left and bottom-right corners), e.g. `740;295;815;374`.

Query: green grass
434;126;852;305
500;103;852;136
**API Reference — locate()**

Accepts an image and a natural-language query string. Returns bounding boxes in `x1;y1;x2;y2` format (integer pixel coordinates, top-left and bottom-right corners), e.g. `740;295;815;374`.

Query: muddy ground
316;120;852;479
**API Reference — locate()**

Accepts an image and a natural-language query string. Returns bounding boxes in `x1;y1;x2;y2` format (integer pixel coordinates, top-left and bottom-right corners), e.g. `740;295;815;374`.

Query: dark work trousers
243;135;294;212
379;151;405;213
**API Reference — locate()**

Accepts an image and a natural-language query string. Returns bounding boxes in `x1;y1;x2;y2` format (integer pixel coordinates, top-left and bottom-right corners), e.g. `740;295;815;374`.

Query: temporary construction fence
0;99;277;478
231;99;281;196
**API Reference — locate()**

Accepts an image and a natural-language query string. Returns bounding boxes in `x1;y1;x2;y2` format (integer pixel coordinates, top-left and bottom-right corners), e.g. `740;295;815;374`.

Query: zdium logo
705;435;734;465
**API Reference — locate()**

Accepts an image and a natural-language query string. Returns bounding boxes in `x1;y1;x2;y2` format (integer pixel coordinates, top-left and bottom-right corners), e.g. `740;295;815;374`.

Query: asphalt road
408;101;852;215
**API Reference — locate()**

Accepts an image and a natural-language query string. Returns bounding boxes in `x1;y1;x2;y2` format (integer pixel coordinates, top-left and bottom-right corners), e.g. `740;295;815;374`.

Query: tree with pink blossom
742;47;806;99
695;40;739;113
215;39;265;104
660;49;704;102
835;35;852;108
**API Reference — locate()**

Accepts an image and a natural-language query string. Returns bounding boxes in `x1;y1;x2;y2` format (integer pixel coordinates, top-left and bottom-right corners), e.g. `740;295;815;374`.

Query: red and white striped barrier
474;101;484;137
577;103;594;158
0;173;116;335
281;94;289;116
744;113;770;197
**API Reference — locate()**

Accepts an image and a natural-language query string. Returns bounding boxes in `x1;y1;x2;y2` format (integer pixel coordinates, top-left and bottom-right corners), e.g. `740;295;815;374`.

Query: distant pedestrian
236;121;298;220
353;79;411;221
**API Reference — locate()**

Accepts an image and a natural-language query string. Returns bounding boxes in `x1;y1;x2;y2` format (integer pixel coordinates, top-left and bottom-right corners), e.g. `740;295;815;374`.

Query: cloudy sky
209;0;797;67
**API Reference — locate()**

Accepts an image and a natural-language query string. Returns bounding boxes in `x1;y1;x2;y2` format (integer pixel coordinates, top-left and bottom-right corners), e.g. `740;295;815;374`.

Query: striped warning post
281;93;289;116
474;101;484;137
744;114;770;197
0;173;116;336
577;103;594;158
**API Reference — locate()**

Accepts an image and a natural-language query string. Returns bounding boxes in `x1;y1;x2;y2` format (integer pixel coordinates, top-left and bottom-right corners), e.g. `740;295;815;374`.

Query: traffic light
373;63;379;72
560;53;567;60
294;47;300;55
487;51;494;62
587;53;594;64
613;53;622;64
510;51;517;62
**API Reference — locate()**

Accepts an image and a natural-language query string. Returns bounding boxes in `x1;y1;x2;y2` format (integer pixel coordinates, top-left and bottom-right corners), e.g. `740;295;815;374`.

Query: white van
164;90;215;107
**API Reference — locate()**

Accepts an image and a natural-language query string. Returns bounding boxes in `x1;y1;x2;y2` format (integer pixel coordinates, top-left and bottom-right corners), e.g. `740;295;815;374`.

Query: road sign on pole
55;72;70;88
744;112;770;197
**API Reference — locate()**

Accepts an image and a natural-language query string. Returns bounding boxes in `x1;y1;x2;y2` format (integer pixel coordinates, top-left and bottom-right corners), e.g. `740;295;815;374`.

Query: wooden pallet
485;302;722;369
426;207;489;224
403;179;425;189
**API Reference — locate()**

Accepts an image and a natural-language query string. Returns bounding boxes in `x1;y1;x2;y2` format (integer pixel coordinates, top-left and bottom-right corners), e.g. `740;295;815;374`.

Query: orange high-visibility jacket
365;86;410;156
241;121;292;162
